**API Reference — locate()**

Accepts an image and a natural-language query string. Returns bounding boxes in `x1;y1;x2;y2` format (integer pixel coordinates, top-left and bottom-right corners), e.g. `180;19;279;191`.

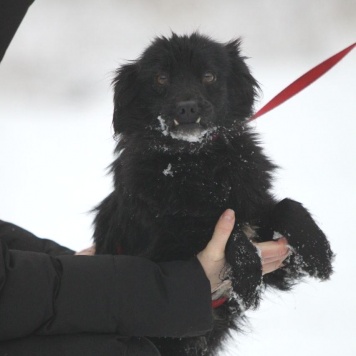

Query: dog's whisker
174;119;180;126
196;117;201;124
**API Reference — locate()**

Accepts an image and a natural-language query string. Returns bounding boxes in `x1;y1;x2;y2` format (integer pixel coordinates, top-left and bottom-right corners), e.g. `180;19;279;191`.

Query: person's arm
0;220;75;255
0;0;35;63
0;210;289;342
0;239;212;341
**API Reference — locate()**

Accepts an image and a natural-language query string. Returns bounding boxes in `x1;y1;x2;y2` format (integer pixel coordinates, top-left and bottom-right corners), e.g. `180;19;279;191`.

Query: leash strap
250;42;355;120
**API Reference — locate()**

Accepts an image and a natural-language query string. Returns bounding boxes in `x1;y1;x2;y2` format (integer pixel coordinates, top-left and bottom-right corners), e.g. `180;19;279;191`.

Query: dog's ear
112;62;139;133
225;39;260;119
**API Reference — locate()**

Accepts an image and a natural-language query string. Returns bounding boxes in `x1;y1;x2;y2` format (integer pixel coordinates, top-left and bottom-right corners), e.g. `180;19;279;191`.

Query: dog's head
112;33;259;150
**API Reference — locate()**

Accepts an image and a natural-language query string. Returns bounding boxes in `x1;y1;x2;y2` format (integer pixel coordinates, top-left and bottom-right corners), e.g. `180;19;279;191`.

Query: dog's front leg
270;198;334;281
225;225;263;310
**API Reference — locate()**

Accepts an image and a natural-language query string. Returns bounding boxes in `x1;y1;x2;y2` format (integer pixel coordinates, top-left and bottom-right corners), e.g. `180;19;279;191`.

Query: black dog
93;33;334;355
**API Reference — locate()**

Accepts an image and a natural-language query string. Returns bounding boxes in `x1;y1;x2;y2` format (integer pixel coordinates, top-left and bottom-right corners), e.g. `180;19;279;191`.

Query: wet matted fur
93;33;333;355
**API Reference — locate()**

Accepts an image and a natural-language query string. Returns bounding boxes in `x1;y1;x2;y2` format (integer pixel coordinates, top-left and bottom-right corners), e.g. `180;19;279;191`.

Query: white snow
163;163;174;177
255;246;262;259
157;115;169;136
157;115;213;143
169;128;210;143
272;231;283;240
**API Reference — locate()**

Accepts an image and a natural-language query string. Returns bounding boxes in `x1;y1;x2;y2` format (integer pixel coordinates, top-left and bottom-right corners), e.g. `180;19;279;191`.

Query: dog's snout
175;100;200;124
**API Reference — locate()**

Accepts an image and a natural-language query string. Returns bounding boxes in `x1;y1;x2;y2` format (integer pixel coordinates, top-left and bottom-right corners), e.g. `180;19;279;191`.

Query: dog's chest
162;159;231;196
122;155;233;216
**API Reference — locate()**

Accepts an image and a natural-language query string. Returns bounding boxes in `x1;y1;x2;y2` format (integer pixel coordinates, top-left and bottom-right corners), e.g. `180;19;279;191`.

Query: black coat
0;220;213;355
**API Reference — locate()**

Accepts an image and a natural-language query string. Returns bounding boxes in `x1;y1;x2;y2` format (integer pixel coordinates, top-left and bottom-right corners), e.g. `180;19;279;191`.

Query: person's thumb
205;209;235;260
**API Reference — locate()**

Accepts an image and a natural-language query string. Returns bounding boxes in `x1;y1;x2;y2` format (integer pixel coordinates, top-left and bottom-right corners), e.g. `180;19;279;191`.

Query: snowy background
0;0;355;354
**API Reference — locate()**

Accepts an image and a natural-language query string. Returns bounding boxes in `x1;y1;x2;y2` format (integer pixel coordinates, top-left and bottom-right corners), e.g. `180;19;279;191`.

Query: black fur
93;33;334;355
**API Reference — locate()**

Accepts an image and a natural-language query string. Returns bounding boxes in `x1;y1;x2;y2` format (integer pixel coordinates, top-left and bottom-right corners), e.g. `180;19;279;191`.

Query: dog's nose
175;100;200;124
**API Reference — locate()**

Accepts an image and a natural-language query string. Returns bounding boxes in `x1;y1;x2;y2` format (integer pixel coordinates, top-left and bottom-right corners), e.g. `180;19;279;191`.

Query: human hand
197;209;291;293
254;238;290;275
75;245;96;255
197;209;235;292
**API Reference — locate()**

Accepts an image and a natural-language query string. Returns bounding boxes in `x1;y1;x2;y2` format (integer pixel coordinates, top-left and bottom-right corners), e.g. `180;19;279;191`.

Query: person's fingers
255;238;289;260
204;209;235;260
262;250;290;265
197;210;235;292
262;259;285;275
254;238;291;275
75;245;96;255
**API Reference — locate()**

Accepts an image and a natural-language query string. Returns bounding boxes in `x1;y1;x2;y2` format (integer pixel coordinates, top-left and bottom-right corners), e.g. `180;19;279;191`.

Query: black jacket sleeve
0;0;35;63
0;240;213;341
0;220;75;255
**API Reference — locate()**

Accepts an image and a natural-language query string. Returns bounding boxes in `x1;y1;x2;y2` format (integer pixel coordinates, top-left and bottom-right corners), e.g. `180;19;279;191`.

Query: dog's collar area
210;132;220;142
211;279;231;308
212;297;228;309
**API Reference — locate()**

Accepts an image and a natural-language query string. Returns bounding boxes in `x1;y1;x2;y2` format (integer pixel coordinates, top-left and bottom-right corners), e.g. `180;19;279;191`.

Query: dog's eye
202;72;216;84
156;73;169;86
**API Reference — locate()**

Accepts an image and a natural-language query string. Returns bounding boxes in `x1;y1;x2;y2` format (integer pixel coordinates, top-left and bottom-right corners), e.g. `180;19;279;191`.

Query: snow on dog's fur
93;33;334;356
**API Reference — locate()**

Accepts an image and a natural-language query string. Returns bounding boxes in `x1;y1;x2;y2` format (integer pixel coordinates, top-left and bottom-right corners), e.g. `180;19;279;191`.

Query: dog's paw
272;198;334;281
225;228;263;310
263;254;307;291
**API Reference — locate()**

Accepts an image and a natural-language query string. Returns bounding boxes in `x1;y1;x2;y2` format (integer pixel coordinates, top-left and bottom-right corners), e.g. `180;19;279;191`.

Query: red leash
250;42;355;121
